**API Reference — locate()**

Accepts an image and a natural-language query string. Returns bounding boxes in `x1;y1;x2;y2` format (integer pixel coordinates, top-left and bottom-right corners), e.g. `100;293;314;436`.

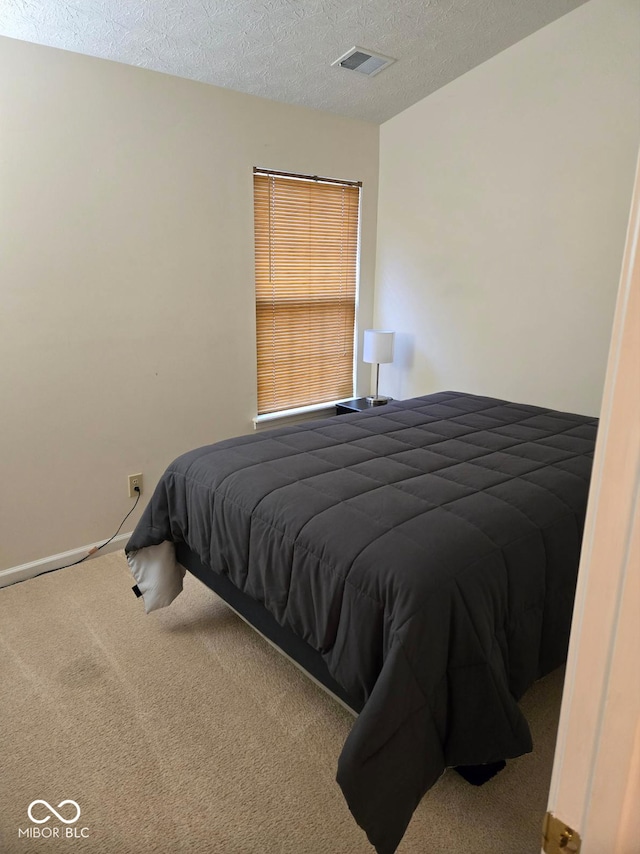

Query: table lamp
363;329;395;405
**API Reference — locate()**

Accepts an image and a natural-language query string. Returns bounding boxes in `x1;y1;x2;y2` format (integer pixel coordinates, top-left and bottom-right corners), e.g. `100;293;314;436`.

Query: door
544;151;640;852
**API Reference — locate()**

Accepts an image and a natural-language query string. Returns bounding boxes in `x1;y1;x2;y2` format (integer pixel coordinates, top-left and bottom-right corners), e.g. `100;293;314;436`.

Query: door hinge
542;812;582;853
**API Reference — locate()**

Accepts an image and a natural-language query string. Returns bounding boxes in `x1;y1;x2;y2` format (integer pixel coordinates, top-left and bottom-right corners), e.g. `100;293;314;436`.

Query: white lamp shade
363;329;395;364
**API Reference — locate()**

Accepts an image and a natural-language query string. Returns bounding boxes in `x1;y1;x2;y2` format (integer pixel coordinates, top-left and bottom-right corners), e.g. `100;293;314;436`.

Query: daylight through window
254;169;361;415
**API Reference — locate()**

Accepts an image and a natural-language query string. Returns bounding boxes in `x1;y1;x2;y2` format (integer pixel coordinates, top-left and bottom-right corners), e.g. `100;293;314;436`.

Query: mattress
126;391;597;853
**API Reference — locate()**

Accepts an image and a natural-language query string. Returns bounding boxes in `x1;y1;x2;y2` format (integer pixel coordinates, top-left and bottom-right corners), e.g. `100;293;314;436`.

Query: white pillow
126;540;186;613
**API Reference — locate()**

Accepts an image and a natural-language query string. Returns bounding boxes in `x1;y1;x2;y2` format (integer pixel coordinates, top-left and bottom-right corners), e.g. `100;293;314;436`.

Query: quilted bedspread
126;391;597;853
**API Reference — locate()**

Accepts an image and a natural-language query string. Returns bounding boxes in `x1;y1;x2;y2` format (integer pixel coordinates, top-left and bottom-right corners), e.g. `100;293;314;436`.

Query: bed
125;391;597;854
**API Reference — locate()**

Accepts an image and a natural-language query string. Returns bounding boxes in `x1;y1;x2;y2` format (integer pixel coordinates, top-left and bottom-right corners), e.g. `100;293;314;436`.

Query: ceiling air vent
332;47;396;78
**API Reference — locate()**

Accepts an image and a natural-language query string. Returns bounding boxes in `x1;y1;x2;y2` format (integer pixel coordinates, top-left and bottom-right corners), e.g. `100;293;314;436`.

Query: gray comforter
126;391;597;853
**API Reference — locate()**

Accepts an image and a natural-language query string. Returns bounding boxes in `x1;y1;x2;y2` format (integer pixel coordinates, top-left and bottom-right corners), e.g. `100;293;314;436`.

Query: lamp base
366;395;392;406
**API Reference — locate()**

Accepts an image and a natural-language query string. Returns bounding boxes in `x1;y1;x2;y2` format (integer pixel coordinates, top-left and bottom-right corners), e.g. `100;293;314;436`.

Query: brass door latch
542;812;582;853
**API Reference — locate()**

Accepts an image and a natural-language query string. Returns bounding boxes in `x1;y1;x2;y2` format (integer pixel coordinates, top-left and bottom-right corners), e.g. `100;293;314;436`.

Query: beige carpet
0;552;562;854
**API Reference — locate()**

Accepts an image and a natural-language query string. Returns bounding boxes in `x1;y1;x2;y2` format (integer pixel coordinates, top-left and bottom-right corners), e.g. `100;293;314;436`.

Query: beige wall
0;36;379;569
374;0;640;416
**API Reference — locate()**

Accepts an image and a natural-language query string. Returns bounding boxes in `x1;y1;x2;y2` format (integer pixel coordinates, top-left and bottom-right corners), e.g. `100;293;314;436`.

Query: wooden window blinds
254;169;361;415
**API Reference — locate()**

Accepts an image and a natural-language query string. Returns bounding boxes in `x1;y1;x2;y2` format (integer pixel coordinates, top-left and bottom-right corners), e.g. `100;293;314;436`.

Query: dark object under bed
126;391;597;854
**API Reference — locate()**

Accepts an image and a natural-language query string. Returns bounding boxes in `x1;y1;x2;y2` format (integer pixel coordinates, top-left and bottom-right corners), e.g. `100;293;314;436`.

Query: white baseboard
0;533;133;589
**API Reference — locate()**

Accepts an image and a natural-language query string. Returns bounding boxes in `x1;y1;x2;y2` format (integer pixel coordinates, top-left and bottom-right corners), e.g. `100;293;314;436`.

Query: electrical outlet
128;473;143;498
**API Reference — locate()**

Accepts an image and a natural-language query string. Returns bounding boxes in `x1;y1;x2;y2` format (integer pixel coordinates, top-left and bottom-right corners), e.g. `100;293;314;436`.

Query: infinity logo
27;800;81;825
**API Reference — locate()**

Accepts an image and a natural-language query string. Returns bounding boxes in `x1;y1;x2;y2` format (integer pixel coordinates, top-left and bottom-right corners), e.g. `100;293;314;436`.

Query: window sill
253;401;340;431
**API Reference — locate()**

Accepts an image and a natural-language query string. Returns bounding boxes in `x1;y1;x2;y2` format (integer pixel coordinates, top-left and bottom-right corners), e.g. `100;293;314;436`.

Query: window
253;168;361;415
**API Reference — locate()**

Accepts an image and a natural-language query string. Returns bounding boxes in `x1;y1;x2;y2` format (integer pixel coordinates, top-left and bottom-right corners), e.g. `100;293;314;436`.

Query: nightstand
335;397;390;415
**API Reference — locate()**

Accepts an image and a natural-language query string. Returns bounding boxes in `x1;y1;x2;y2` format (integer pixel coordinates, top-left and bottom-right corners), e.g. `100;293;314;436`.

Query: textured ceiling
0;0;589;124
